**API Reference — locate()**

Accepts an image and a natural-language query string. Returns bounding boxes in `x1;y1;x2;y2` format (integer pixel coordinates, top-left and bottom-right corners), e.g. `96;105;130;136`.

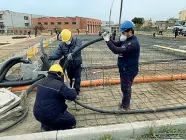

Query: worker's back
34;72;77;123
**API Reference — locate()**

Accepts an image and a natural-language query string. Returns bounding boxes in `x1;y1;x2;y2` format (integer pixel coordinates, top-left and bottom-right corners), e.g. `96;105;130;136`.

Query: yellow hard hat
61;29;72;42
49;64;64;74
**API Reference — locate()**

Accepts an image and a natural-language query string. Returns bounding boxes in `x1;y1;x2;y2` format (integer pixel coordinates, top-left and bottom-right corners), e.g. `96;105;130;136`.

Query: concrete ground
0;35;50;62
1;80;186;137
0;35;37;45
136;31;186;40
1;35;186;137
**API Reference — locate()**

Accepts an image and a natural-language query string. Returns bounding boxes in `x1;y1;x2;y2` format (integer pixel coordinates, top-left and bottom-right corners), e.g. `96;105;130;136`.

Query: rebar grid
81;40;186;81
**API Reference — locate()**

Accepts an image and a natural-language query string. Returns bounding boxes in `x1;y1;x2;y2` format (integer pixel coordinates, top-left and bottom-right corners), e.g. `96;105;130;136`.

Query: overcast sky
1;0;186;22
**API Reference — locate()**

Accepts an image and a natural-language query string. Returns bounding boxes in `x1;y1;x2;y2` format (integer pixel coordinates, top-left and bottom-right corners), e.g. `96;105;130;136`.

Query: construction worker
49;29;82;97
102;21;140;111
175;28;178;38
112;30;116;40
28;31;31;38
34;64;77;131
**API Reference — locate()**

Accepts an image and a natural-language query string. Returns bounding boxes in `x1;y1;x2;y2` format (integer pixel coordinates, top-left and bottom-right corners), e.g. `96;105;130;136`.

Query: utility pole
118;0;123;28
109;0;115;29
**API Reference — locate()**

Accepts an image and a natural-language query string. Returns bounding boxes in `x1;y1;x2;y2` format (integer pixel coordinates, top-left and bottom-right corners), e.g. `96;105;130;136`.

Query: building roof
0;10;42;17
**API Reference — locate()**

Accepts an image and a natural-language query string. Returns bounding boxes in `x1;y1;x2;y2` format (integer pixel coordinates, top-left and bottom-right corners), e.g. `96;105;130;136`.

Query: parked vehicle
173;21;186;34
182;25;186;36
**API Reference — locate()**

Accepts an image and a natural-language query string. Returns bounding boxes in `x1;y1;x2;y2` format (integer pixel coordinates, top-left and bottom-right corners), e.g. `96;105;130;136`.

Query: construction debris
0;88;20;116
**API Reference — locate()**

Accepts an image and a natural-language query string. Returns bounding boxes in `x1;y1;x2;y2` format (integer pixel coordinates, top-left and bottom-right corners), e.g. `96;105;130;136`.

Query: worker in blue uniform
49;29;82;97
102;21;140;111
34;64;77;131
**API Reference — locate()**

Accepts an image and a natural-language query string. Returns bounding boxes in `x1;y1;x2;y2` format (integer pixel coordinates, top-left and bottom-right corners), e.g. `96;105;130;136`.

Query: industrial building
179;10;186;21
101;21;115;32
0;10;42;33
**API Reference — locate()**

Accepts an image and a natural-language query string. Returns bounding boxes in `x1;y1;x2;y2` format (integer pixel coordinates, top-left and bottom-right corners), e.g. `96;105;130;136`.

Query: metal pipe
118;0;123;28
109;0;115;29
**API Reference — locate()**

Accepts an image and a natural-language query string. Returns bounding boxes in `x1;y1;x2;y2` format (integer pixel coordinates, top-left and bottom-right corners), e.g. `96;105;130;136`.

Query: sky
1;0;186;23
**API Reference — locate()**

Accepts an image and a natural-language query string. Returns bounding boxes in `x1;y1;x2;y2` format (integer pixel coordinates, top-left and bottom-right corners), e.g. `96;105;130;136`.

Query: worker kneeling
33;64;77;131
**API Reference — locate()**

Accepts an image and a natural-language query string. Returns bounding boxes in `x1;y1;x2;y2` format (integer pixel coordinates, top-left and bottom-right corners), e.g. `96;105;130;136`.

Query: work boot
76;95;80;100
41;123;51;132
118;103;130;111
41;125;47;132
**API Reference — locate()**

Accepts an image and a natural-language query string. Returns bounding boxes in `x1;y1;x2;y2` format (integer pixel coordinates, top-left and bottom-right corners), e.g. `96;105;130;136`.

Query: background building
155;21;168;30
179;10;186;21
110;24;119;33
101;21;114;32
143;19;153;27
101;21;114;27
32;16;101;34
0;10;42;33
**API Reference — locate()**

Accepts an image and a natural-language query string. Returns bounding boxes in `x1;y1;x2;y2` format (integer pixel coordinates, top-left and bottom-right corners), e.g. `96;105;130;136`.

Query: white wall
101;21;114;26
0;10;42;33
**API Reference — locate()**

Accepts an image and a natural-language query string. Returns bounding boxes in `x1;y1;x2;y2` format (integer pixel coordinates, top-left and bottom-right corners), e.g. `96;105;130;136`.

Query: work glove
67;53;73;60
102;32;110;42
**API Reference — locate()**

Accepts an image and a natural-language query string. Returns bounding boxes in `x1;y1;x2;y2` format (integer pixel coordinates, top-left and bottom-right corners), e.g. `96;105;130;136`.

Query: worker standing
49;29;82;97
112;30;116;40
102;21;140;111
28;31;31;38
34;64;77;131
175;28;178;38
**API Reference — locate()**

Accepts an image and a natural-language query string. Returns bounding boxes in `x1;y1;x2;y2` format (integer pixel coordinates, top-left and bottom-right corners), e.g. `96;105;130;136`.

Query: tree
38;24;45;32
33;24;45;36
54;26;62;33
132;17;144;31
33;25;38;36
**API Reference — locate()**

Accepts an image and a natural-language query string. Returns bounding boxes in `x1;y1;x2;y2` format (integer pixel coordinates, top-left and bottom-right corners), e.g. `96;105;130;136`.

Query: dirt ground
1;35;186;137
0;35;36;44
0;35;50;62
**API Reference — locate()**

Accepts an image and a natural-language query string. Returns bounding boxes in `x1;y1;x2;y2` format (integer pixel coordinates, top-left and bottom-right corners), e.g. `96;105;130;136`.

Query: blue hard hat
120;21;135;32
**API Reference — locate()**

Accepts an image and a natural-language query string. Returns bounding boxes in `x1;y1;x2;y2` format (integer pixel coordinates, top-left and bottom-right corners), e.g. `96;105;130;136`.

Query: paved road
138;36;186;47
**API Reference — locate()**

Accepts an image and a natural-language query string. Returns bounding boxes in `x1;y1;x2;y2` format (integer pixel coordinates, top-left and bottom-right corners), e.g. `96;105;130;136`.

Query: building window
24;16;29;20
44;22;48;25
64;22;69;25
51;22;54;25
72;22;76;25
25;23;29;27
11;30;13;33
38;22;41;25
0;14;3;19
57;22;62;25
20;30;22;34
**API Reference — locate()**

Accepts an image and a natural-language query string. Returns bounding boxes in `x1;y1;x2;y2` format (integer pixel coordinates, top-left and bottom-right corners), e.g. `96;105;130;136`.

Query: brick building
7;27;34;35
32;16;101;34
